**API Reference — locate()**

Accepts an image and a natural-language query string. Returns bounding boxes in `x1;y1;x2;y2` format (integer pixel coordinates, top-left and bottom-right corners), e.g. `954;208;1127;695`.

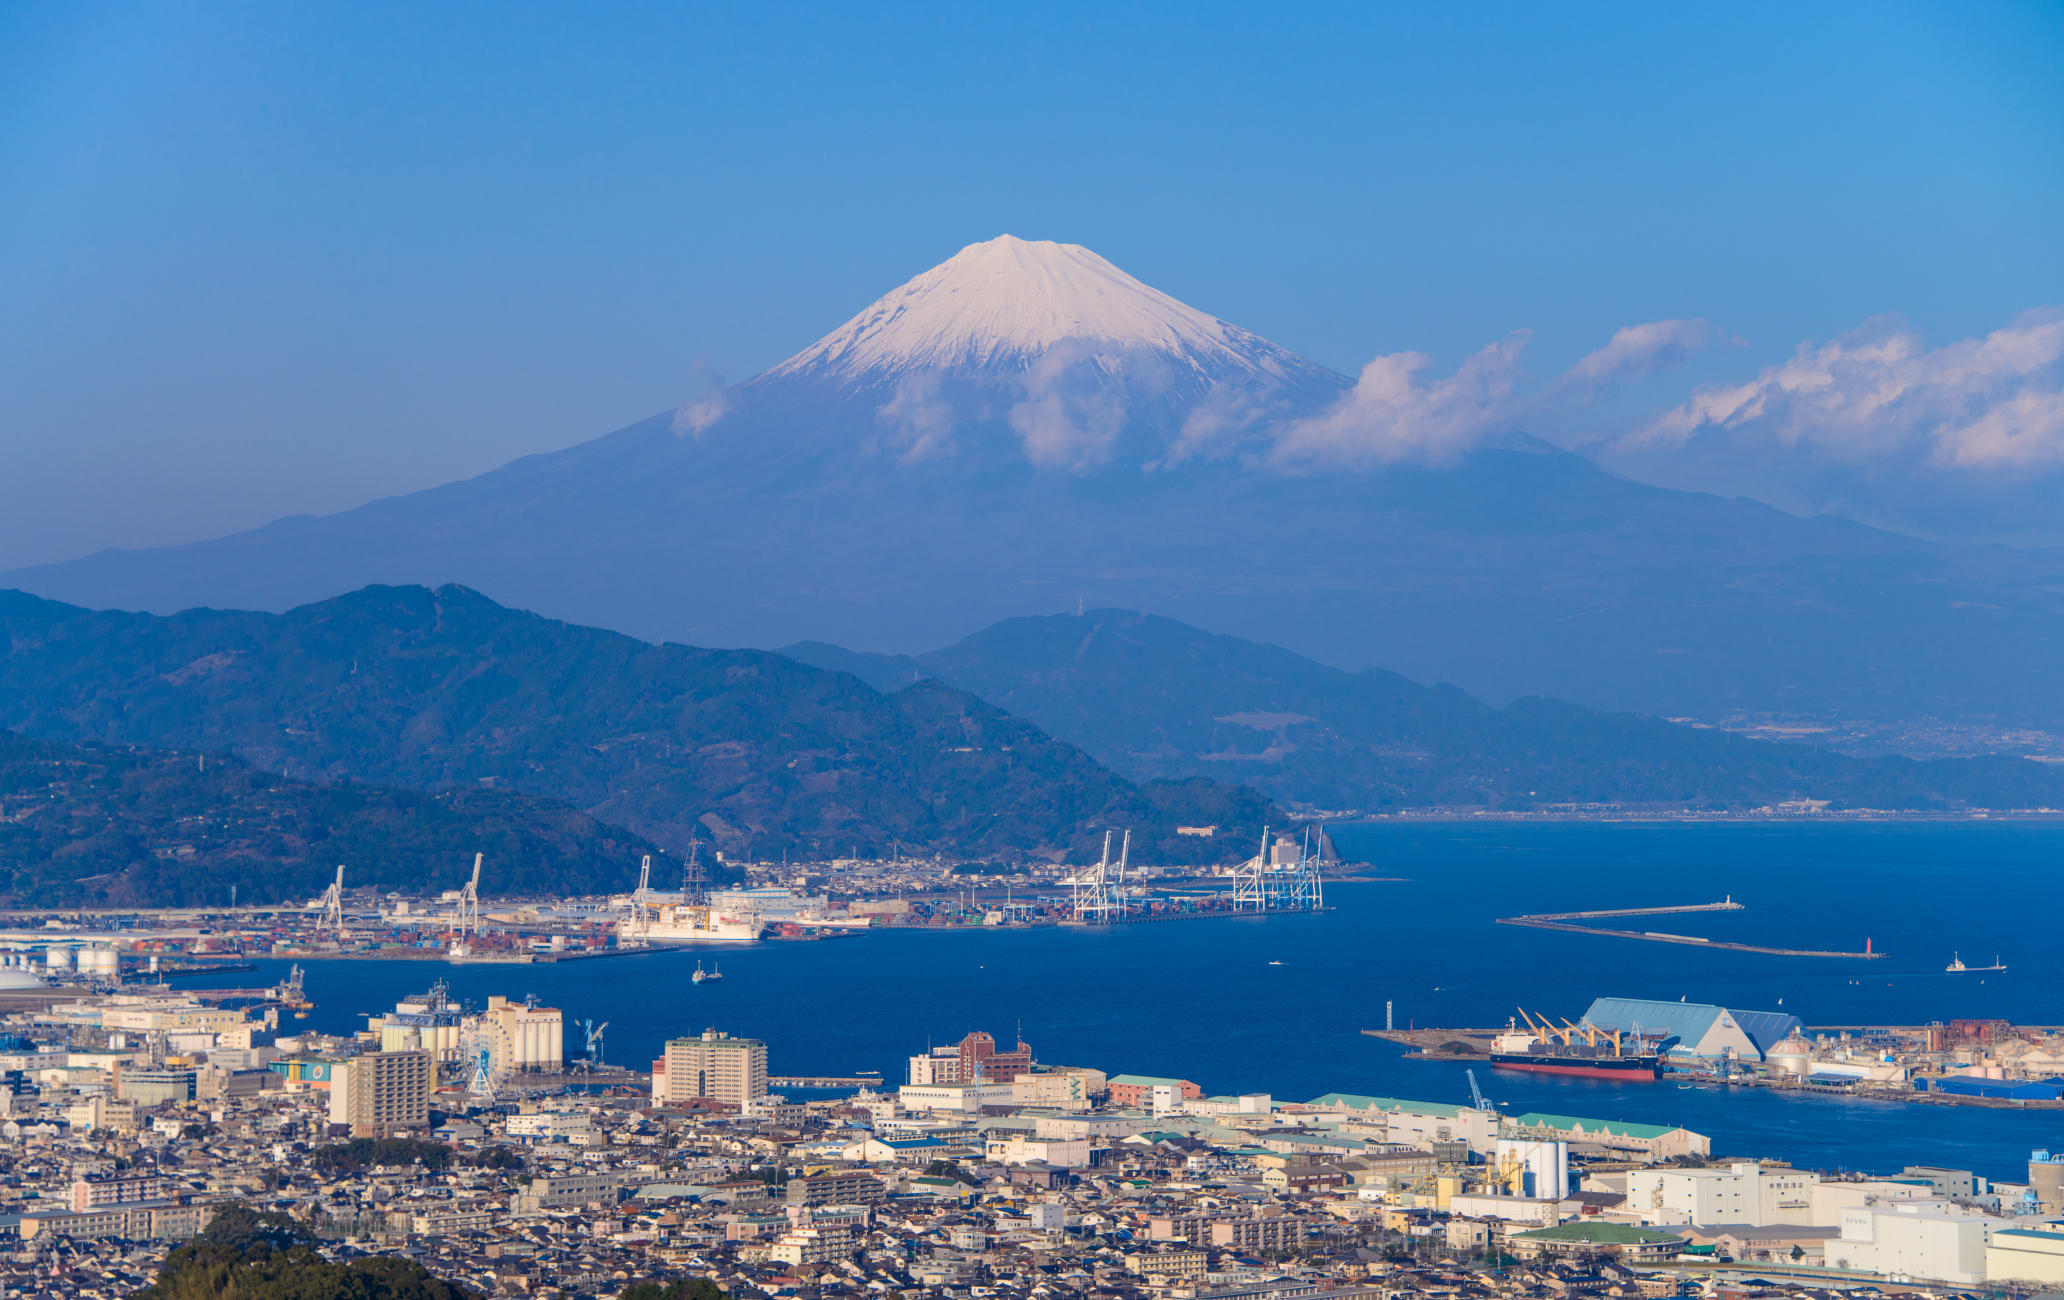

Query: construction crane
451;852;483;937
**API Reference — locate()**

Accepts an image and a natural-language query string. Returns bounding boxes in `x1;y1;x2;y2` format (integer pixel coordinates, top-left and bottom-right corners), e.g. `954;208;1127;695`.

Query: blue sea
203;821;2064;1181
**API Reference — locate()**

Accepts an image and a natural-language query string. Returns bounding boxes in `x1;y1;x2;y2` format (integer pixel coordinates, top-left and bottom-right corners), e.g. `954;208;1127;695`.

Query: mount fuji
9;236;2064;729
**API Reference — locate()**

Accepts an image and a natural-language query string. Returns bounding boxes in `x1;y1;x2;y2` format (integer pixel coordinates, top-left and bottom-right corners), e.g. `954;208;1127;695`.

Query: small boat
692;959;723;983
1946;953;2007;974
1267;960;1283;967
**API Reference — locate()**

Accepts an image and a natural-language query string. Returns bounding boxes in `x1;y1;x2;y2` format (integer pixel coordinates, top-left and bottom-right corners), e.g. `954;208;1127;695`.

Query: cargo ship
1489;1011;1664;1081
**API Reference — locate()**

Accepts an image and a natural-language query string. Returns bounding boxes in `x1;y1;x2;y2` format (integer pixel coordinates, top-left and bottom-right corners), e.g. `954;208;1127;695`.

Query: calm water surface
197;821;2064;1180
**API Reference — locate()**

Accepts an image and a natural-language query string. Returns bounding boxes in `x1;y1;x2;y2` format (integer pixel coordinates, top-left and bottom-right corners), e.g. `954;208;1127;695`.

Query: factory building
479;995;563;1074
1581;997;1802;1062
1506;1112;1710;1160
367;986;465;1063
1493;1138;1571;1199
1824;1201;1993;1286
1988;1222;2064;1286
1624;1162;1821;1226
1308;1093;1501;1150
115;1066;197;1108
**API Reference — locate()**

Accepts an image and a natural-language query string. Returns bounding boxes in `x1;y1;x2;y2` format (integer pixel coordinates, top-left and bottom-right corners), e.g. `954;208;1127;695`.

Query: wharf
769;1074;884;1089
1361;1027;1503;1059
1497;899;1882;959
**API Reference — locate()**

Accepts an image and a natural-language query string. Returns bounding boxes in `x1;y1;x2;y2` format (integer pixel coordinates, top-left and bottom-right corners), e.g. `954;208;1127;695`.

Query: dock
769;1074;883;1089
1496;899;1882;959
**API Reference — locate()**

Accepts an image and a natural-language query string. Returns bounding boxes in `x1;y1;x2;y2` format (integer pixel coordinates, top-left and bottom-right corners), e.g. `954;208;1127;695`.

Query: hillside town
0;978;2059;1300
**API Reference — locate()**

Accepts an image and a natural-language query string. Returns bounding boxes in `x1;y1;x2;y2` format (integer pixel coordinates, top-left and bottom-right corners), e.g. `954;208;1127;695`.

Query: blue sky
3;2;2062;566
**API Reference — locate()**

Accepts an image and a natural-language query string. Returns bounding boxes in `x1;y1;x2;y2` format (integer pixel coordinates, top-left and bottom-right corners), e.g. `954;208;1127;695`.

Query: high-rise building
329;1050;433;1136
654;1029;767;1106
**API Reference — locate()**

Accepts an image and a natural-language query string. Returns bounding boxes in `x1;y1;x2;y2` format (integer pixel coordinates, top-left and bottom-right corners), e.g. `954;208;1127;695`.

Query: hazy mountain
0;585;1272;863
0;728;661;908
783;609;2064;813
8;236;2063;730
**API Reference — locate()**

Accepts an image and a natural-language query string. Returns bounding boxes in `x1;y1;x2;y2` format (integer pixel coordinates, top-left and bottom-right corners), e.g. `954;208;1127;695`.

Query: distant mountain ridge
0;585;1273;863
782;609;2064;813
7;235;2063;731
0;728;659;908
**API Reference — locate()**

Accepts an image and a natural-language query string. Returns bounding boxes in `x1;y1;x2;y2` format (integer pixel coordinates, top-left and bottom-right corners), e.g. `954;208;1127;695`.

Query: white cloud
670;358;733;436
873;373;958;463
1560;318;1724;393
1632;307;2064;469
1005;342;1135;471
1268;332;1530;467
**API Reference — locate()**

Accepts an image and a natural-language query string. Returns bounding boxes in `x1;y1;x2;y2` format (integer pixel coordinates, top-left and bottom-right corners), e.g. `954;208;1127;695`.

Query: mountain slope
0;586;1272;863
782;609;2064;813
0;728;660;907
8;236;2064;729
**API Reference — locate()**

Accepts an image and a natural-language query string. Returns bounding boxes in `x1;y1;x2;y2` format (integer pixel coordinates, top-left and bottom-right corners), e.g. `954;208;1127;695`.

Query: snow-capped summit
770;234;1336;389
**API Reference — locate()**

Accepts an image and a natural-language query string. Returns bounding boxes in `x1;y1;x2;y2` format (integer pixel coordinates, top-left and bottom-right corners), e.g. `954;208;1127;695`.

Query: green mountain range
783;609;2064;813
0;586;1274;868
0;728;658;908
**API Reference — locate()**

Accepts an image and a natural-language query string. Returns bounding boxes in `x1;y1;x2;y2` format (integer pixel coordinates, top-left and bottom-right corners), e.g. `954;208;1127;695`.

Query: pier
1496;898;1882;959
769;1074;883;1089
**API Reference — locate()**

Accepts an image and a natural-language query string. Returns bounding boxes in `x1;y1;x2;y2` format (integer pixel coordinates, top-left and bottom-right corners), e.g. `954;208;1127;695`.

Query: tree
195;1201;315;1255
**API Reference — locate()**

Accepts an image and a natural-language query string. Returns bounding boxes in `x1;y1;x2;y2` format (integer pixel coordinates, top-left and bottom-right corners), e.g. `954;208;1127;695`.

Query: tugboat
1946;953;2007;973
692;960;724;984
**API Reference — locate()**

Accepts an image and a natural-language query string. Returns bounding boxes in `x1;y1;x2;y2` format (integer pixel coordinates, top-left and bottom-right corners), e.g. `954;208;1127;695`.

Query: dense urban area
0;861;2057;1300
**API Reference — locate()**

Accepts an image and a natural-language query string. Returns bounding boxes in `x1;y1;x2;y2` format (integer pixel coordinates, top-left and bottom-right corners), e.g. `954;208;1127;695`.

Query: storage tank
79;946;120;977
43;947;73;971
2033;1150;2064;1214
1768;1031;1814;1077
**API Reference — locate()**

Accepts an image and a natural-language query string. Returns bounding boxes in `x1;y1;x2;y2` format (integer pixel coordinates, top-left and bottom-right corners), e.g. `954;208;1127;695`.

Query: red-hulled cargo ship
1489;1050;1662;1080
1487;1012;1664;1081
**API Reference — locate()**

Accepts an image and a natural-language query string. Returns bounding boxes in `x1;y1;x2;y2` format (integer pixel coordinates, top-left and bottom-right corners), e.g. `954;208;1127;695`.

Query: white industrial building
984;1133;1092;1168
1810;1176;1938;1222
1624;1162;1821;1226
1446;1193;1562;1224
1824;1201;1994;1285
1988;1222;2064;1286
898;1082;1015;1113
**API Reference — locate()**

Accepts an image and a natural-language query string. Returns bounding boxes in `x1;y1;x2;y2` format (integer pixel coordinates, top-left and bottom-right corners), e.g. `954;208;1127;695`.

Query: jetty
1497;898;1882;959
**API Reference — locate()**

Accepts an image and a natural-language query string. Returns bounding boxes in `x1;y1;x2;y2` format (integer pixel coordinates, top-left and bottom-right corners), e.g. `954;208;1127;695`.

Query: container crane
315;865;346;937
451;852;483;937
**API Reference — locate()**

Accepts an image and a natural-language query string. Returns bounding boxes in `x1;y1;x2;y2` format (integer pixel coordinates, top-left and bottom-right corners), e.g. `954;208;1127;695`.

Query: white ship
1946;952;2007;973
709;886;872;930
611;852;763;944
618;901;762;945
